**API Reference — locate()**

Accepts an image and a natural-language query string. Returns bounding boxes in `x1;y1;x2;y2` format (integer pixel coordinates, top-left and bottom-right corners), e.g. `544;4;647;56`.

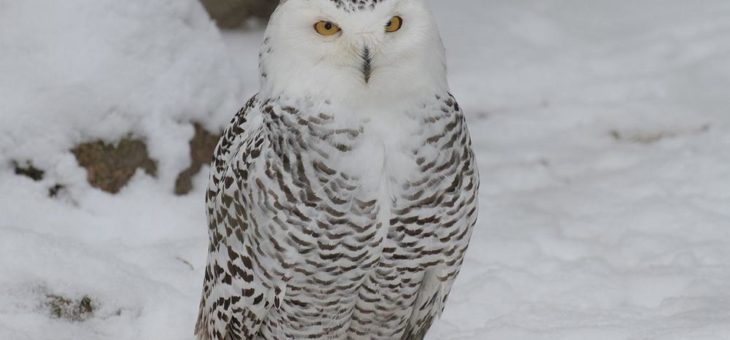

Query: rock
200;0;278;28
175;123;221;195
72;138;157;194
70;124;220;196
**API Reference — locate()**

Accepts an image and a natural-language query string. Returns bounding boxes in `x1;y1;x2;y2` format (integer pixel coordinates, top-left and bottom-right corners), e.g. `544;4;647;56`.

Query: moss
48;184;65;198
46;294;71;319
45;294;95;322
611;130;671;144
78;296;94;316
13;161;44;181
610;125;710;145
12;161;65;197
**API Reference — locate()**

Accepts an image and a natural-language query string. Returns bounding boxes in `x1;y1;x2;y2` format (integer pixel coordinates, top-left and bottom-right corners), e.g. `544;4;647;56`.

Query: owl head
259;0;448;106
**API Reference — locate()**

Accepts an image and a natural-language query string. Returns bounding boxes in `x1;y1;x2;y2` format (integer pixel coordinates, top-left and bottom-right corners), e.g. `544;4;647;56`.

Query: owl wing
401;95;480;339
195;96;278;340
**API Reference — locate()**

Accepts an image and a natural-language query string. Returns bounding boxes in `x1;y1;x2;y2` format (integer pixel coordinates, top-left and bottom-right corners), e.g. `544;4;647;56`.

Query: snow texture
1;0;730;339
0;0;242;188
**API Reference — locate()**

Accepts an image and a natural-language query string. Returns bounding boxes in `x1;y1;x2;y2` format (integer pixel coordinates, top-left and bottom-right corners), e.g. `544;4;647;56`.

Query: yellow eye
314;21;341;36
385;16;403;33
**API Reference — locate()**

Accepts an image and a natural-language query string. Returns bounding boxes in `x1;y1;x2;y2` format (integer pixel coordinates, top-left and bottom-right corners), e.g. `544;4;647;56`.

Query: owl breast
241;95;477;339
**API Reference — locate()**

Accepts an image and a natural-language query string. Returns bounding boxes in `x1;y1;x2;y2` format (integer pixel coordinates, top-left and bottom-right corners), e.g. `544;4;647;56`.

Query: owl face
260;0;448;106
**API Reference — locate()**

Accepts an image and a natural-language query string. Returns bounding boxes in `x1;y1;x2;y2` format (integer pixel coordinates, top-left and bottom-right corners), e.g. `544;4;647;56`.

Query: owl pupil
324;22;333;30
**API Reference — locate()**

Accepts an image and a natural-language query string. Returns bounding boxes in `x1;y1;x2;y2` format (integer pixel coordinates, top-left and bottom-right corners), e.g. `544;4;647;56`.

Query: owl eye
385;16;403;33
314;21;341;36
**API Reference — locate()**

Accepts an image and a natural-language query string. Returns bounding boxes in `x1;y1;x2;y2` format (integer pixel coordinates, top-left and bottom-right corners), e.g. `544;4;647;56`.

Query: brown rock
174;123;221;195
72;138;157;194
200;0;278;29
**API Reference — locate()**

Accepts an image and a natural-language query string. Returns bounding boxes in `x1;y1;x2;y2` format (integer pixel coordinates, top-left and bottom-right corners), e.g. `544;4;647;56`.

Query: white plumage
196;0;479;339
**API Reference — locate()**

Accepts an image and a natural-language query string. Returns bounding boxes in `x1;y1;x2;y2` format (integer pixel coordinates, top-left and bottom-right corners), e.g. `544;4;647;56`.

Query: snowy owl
195;0;479;339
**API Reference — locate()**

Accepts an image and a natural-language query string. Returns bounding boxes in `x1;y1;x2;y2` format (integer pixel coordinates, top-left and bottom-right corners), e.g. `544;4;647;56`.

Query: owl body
196;0;478;339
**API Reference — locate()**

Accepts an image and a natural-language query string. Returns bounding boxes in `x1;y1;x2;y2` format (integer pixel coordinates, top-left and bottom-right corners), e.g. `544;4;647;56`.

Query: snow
0;0;242;187
1;0;730;339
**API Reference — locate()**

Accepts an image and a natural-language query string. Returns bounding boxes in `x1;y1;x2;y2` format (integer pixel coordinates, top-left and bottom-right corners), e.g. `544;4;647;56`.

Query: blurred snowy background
1;0;730;339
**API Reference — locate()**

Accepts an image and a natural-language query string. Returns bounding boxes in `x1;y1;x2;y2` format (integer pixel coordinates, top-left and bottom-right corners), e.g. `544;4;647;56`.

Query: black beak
361;47;372;84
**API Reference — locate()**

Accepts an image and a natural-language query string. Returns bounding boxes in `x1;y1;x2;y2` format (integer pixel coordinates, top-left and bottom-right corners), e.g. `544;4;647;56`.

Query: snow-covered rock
0;0;241;190
0;0;239;338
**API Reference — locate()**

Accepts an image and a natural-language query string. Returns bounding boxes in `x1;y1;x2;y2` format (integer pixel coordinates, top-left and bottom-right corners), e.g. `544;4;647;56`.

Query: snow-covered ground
2;0;730;339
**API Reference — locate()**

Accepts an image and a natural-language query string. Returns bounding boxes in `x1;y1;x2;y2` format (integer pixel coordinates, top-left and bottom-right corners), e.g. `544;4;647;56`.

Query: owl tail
401;267;454;340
